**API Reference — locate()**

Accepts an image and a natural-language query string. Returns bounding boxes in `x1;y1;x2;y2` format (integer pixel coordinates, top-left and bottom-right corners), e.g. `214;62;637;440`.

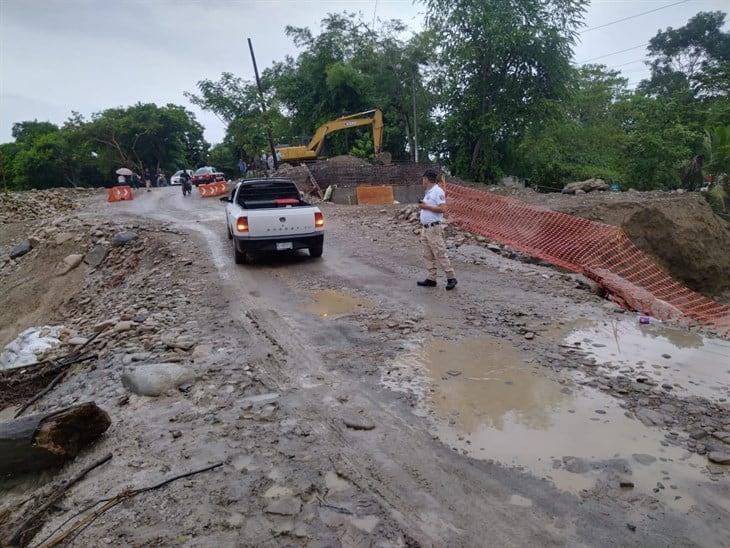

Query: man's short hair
422;169;438;183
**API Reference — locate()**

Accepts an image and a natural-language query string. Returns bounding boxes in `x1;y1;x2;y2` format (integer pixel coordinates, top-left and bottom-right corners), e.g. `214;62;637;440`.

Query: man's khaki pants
421;224;455;280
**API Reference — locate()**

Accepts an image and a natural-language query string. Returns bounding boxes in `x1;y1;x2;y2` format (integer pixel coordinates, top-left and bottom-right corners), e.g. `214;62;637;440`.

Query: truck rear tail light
236;216;249;232
314;212;324;228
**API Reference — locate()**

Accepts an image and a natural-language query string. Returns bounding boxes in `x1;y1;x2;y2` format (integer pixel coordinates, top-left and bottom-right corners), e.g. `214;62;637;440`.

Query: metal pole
412;69;419;163
247;37;279;170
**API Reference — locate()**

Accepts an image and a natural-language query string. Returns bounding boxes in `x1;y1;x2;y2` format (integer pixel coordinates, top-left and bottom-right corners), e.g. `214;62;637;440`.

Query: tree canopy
2;104;208;190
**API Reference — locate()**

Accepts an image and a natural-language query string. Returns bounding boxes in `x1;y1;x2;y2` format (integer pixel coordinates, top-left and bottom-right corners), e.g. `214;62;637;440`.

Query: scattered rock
661;353;671;359
57;253;84;275
121;363;195;396
626;523;636;532
524;332;535;340
562;178;609;194
632;453;657;465
112;231;138;247
635;408;665;427
9;240;32;259
619;480;635;489
342;413;376;431
113;320;135;333
707;451;730;465
54;232;73;245
67;336;89;346
84;244;108;268
94;319;117;333
446;369;462;377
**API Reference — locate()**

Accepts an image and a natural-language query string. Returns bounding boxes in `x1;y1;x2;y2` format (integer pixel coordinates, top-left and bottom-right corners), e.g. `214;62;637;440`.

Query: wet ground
4;187;728;546
564;319;730;401
385;334;724;513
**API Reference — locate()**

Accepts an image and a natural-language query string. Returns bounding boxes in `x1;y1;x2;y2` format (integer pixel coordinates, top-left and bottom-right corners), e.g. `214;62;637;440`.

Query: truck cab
222;178;324;264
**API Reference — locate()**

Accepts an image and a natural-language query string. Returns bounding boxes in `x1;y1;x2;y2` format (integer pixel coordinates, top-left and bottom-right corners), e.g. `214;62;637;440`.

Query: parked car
191;166;225;186
221;178;324;264
170;169;193;186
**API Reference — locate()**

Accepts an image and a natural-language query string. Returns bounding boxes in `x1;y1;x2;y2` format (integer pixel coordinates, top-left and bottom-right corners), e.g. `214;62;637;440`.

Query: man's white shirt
420;184;446;225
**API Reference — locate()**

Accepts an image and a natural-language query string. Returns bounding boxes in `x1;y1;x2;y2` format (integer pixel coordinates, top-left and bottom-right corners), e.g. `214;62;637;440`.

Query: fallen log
0;402;111;475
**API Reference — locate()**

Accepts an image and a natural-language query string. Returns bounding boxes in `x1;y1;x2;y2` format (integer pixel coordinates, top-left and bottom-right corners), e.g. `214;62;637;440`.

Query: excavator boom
278;109;383;163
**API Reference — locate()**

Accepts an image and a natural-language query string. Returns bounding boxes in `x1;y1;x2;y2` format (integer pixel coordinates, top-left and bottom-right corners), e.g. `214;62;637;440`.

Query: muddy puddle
384;336;724;512
563;319;730;401
301;290;370;318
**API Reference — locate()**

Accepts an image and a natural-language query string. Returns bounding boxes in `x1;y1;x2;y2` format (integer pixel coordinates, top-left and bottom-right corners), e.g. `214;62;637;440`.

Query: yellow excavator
277;109;383;163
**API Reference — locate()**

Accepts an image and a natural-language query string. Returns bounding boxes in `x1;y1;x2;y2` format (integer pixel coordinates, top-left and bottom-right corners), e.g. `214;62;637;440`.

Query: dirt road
3;187;729;546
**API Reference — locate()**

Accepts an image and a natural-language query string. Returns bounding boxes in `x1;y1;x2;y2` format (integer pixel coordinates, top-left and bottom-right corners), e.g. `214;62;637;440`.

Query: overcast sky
1;0;727;144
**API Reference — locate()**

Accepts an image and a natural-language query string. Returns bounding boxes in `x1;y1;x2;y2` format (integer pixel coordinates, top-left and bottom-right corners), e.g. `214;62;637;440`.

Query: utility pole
412;68;419;163
247;37;278;170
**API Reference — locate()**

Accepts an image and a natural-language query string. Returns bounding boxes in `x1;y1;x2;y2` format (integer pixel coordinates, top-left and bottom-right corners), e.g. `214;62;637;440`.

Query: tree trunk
0;402;111;475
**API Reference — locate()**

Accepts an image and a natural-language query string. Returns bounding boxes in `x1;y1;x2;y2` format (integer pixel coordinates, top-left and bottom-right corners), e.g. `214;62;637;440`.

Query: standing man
417;169;457;290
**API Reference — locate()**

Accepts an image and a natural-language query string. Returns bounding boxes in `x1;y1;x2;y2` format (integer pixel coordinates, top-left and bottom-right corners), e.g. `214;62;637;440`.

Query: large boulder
121;363;195;396
562;178;609;194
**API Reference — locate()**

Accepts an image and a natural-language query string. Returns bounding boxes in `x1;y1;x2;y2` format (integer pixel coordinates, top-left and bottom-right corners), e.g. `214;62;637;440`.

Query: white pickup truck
221;178;324;264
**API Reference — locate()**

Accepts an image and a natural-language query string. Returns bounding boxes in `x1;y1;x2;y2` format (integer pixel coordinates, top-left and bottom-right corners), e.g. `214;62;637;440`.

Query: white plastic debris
0;326;64;370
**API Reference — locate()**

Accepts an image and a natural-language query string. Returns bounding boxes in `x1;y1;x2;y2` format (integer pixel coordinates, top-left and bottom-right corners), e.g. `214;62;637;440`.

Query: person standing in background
144;168;152;192
416;169;457;290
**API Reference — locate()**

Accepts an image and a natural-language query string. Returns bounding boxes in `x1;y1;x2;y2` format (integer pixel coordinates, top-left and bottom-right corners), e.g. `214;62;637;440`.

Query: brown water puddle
301;290;370;318
563;319;730;401
384;336;721;512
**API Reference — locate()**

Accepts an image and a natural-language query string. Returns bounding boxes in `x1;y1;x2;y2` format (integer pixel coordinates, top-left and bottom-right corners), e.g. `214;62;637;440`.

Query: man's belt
422;222;441;228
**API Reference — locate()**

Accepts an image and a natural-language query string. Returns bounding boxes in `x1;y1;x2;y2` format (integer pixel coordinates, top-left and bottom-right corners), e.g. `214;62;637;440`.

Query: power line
577;43;647;64
581;0;690;33
614;58;647;68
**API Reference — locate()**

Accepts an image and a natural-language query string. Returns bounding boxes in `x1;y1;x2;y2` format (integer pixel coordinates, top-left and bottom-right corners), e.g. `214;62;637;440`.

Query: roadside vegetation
1;1;728;192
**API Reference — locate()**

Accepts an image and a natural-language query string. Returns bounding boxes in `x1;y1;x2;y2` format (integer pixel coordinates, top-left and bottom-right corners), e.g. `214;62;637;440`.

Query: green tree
251;13;435;160
187;72;290;161
422;0;586;181
641;11;730;98
83;103;208;176
517;65;628;188
11;120;59;145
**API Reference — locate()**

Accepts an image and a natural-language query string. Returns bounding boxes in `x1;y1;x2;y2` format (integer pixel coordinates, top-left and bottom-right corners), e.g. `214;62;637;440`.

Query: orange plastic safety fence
107;185;133;202
198;181;228;197
443;183;730;334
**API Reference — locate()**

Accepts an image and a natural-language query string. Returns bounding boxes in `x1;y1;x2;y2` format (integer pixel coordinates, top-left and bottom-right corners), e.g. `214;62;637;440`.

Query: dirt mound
274;162;310;188
0;188;93;224
324;154;369;168
491;187;730;296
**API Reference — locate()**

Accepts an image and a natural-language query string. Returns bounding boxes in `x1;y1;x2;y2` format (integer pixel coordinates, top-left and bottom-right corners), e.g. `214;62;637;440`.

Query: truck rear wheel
309;245;323;258
233;241;247;265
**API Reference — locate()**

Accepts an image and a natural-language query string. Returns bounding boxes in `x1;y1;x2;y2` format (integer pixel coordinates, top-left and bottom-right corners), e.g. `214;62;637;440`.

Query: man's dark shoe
417;279;437;287
445;278;458;290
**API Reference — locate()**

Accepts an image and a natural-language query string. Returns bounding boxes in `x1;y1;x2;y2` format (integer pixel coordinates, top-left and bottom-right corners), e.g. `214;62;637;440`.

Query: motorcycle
181;178;192;196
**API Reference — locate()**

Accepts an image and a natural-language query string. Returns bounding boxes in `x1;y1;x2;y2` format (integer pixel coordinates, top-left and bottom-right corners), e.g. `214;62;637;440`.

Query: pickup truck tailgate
247;207;316;237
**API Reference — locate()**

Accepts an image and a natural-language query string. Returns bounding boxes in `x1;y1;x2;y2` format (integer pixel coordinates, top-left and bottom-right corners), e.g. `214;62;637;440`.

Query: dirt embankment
492;188;730;298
